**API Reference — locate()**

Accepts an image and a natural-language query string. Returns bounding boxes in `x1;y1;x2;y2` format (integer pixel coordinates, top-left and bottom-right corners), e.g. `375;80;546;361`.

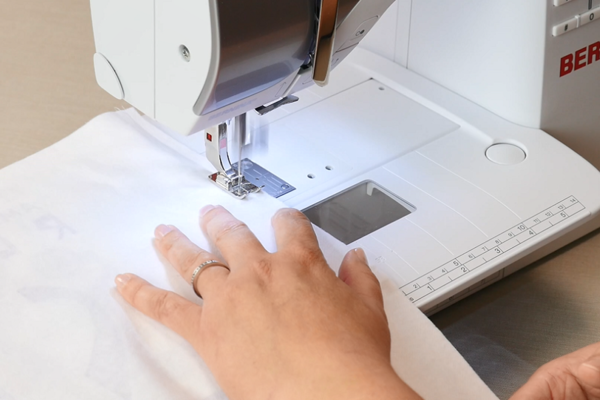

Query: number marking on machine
401;196;586;303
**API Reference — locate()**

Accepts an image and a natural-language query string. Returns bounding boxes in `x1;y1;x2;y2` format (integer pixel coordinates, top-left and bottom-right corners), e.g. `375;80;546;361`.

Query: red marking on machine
560;41;600;77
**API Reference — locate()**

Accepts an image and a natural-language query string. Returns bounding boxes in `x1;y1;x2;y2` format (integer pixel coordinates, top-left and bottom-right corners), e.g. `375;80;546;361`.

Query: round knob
486;143;526;165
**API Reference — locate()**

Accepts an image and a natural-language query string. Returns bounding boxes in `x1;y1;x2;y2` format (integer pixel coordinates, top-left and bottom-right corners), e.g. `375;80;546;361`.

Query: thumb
338;248;384;310
577;346;600;397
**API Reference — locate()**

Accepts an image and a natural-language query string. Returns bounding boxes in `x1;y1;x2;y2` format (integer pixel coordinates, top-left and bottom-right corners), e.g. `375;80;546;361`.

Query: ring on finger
191;259;230;298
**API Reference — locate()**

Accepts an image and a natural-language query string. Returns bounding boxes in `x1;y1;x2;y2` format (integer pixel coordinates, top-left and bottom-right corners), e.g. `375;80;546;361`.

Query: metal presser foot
205;113;262;200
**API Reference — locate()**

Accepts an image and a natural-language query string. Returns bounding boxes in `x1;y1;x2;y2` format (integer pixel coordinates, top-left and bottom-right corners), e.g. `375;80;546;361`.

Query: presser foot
205;114;263;200
208;170;262;200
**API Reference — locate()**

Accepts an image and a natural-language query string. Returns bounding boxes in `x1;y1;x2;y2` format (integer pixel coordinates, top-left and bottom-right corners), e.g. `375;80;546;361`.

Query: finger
577;344;600;396
154;224;226;280
508;379;549;400
200;205;267;266
338;248;384;310
193;263;231;301
154;224;229;299
271;208;322;256
115;273;202;344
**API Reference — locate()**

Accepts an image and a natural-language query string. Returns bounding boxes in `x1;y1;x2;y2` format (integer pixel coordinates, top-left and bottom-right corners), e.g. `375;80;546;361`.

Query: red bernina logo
560;41;600;77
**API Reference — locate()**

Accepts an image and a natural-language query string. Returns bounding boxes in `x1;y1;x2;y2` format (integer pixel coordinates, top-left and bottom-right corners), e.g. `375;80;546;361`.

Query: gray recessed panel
303;181;414;245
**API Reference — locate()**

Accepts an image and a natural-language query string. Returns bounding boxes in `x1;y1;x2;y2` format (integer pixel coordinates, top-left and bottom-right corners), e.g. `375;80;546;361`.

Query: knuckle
158;231;208;272
159;230;182;255
214;220;249;244
179;250;205;272
538;370;563;394
299;247;325;268
282;245;326;274
251;257;273;280
154;292;183;321
127;280;146;305
361;269;380;287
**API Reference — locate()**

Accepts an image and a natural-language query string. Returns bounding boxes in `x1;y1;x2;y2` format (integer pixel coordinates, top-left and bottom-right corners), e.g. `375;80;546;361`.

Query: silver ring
190;260;229;298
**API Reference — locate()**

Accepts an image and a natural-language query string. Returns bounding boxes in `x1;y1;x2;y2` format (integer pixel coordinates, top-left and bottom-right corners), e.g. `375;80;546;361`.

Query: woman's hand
510;342;600;400
115;206;421;400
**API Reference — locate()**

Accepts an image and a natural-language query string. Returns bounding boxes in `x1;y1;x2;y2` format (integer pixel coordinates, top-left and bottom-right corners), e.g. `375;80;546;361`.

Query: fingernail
578;360;600;386
353;248;368;264
274;208;297;218
155;224;175;238
115;274;131;289
274;208;288;216
200;205;216;217
582;362;600;372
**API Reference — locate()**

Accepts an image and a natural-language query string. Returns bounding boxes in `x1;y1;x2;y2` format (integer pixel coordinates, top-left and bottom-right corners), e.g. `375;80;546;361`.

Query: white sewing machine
90;0;600;313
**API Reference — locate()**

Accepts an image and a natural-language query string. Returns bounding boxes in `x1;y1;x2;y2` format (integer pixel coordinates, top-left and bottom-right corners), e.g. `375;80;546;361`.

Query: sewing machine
90;0;600;313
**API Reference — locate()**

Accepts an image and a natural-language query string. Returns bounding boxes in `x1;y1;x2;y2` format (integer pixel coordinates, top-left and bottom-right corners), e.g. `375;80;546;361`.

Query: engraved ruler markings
401;196;585;303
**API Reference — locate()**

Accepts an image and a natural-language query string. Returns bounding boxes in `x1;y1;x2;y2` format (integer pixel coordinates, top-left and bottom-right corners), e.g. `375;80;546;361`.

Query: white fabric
0;109;497;400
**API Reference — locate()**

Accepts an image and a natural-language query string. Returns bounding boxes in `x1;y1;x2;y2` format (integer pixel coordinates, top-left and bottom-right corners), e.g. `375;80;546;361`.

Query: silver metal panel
195;0;316;115
232;159;296;198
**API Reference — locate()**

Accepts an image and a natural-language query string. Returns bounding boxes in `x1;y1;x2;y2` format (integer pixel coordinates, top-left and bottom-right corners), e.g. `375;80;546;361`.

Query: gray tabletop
1;2;599;400
431;230;600;399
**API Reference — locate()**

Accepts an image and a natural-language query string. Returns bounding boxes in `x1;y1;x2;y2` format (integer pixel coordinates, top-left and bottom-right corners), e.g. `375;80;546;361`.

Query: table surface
1;2;599;399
